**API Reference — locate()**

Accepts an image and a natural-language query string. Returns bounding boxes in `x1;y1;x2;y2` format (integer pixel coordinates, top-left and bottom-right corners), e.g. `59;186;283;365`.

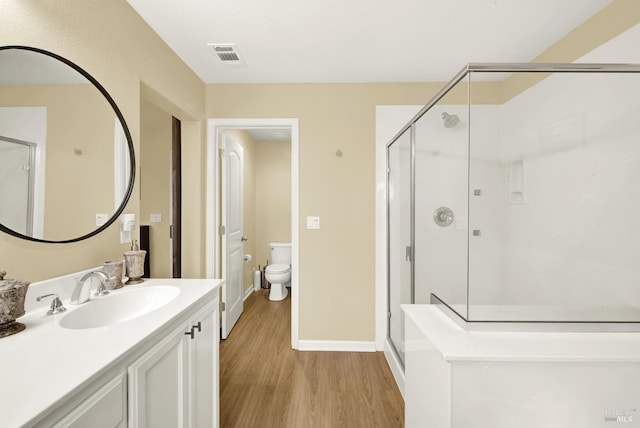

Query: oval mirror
0;46;135;243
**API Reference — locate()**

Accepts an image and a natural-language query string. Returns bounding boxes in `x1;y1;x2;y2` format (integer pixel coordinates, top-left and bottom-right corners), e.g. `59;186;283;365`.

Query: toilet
265;242;291;301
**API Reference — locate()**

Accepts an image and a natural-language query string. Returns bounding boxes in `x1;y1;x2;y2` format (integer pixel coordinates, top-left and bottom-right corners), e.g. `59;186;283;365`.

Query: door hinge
405;245;412;262
388;312;392;319
219;148;225;158
219;225;226;236
169;225;173;239
221;302;226;312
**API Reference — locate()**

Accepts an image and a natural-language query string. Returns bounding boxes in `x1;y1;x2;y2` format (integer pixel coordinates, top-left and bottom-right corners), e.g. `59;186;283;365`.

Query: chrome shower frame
385;62;640;365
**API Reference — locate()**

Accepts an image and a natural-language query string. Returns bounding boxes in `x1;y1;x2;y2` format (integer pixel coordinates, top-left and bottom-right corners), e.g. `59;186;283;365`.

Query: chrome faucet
70;271;110;305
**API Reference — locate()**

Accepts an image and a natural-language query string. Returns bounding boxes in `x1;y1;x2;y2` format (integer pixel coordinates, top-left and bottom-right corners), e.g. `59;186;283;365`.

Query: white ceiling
126;0;611;84
246;128;291;142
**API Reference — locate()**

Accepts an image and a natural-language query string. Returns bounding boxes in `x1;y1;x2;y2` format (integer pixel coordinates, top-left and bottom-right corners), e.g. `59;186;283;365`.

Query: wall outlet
95;213;108;226
307;216;320;229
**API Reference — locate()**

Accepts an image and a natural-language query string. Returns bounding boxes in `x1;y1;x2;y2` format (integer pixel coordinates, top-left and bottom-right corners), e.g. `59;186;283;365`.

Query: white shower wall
392;24;640;321
414;73;640;314
492;72;640;309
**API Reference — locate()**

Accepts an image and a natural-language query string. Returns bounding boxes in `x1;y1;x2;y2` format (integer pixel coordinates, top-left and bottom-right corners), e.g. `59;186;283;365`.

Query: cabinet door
129;324;190;428
52;373;126;428
187;302;219;428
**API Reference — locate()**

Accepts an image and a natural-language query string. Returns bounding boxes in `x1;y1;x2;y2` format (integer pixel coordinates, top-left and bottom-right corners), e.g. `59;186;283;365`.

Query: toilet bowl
265;242;291;301
265;264;290;301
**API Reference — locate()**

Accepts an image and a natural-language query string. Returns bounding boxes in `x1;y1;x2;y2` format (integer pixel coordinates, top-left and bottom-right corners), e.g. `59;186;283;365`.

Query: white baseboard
243;286;253;301
297;340;376;352
384;338;405;399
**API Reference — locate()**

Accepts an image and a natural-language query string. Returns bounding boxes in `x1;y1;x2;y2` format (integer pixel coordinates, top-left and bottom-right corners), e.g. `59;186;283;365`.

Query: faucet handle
94;281;110;297
36;293;67;315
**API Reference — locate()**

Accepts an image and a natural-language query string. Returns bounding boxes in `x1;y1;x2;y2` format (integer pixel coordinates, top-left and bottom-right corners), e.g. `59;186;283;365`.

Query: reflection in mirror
0;135;35;235
0;47;134;243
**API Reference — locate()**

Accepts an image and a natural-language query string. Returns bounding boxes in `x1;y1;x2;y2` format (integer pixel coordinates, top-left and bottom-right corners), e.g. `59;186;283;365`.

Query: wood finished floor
220;289;404;428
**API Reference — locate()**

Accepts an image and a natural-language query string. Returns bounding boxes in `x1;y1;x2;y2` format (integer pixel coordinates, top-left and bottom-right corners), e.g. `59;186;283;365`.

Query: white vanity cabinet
18;280;223;428
51;373;127;428
128;323;190;427
129;301;219;428
188;304;219;428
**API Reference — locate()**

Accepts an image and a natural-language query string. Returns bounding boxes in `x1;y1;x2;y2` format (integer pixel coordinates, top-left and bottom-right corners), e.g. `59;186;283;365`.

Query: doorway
206;118;299;348
171;116;181;278
139;98;182;278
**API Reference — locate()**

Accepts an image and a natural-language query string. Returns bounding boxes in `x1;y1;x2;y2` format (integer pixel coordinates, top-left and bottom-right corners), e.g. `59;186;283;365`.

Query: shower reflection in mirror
0;135;38;237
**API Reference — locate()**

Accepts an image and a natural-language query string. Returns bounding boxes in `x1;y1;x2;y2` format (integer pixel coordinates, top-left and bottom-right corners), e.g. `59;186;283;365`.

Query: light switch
150;213;162;223
306;216;320;229
96;213;108;226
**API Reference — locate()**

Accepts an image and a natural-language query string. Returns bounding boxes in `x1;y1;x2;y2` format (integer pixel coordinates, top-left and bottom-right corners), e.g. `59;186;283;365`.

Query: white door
220;134;244;339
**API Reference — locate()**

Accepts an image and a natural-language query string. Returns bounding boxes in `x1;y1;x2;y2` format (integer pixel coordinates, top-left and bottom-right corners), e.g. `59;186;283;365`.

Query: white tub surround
0;277;223;428
403;305;640;428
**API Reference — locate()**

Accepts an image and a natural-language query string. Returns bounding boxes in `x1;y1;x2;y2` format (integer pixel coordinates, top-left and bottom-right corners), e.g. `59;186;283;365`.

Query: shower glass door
413;93;470;315
387;127;412;365
0;137;35;236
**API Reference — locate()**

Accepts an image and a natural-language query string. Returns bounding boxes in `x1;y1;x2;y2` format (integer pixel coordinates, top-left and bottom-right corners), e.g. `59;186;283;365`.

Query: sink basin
59;285;180;330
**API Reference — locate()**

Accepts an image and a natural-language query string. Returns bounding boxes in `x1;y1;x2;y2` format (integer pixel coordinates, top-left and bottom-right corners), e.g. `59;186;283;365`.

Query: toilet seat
266;264;290;274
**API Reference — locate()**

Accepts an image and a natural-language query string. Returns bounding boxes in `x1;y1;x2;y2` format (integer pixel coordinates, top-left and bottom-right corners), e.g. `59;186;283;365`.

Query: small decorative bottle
123;240;147;285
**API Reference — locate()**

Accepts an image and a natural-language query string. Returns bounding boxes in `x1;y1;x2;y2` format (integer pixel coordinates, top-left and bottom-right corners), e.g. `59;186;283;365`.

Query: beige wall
0;84;115;240
140;98;172;278
501;0;640;101
0;0;205;281
255;141;292;267
206;83;455;341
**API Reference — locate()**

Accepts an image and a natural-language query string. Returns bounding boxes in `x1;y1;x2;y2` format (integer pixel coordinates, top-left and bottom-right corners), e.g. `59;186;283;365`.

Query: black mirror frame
0;45;135;244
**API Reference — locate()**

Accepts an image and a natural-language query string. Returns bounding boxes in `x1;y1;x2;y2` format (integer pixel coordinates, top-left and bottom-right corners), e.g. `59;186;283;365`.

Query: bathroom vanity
0;45;224;427
403;305;640;428
0;276;222;428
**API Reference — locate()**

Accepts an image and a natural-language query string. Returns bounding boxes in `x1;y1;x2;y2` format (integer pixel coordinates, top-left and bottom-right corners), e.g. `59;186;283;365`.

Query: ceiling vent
207;43;246;67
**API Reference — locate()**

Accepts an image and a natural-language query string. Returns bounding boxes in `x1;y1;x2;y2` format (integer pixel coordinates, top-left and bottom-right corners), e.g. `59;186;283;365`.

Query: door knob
241;236;248;242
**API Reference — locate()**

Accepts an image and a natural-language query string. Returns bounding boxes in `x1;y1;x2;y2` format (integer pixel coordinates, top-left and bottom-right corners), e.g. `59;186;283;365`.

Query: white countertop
0;278;222;428
402;304;640;363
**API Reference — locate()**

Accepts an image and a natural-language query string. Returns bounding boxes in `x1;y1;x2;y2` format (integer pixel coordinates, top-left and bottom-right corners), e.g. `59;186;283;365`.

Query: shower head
441;112;460;128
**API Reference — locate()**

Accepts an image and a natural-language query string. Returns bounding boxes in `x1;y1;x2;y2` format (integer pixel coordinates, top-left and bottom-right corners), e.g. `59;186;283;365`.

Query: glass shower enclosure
387;63;640;365
0;136;36;236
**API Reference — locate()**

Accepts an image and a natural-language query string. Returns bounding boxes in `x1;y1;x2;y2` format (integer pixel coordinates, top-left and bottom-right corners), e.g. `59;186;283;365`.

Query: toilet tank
269;242;291;265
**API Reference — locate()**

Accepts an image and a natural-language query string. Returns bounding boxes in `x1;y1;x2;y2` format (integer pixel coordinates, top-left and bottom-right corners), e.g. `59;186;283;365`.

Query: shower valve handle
433;207;455;227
